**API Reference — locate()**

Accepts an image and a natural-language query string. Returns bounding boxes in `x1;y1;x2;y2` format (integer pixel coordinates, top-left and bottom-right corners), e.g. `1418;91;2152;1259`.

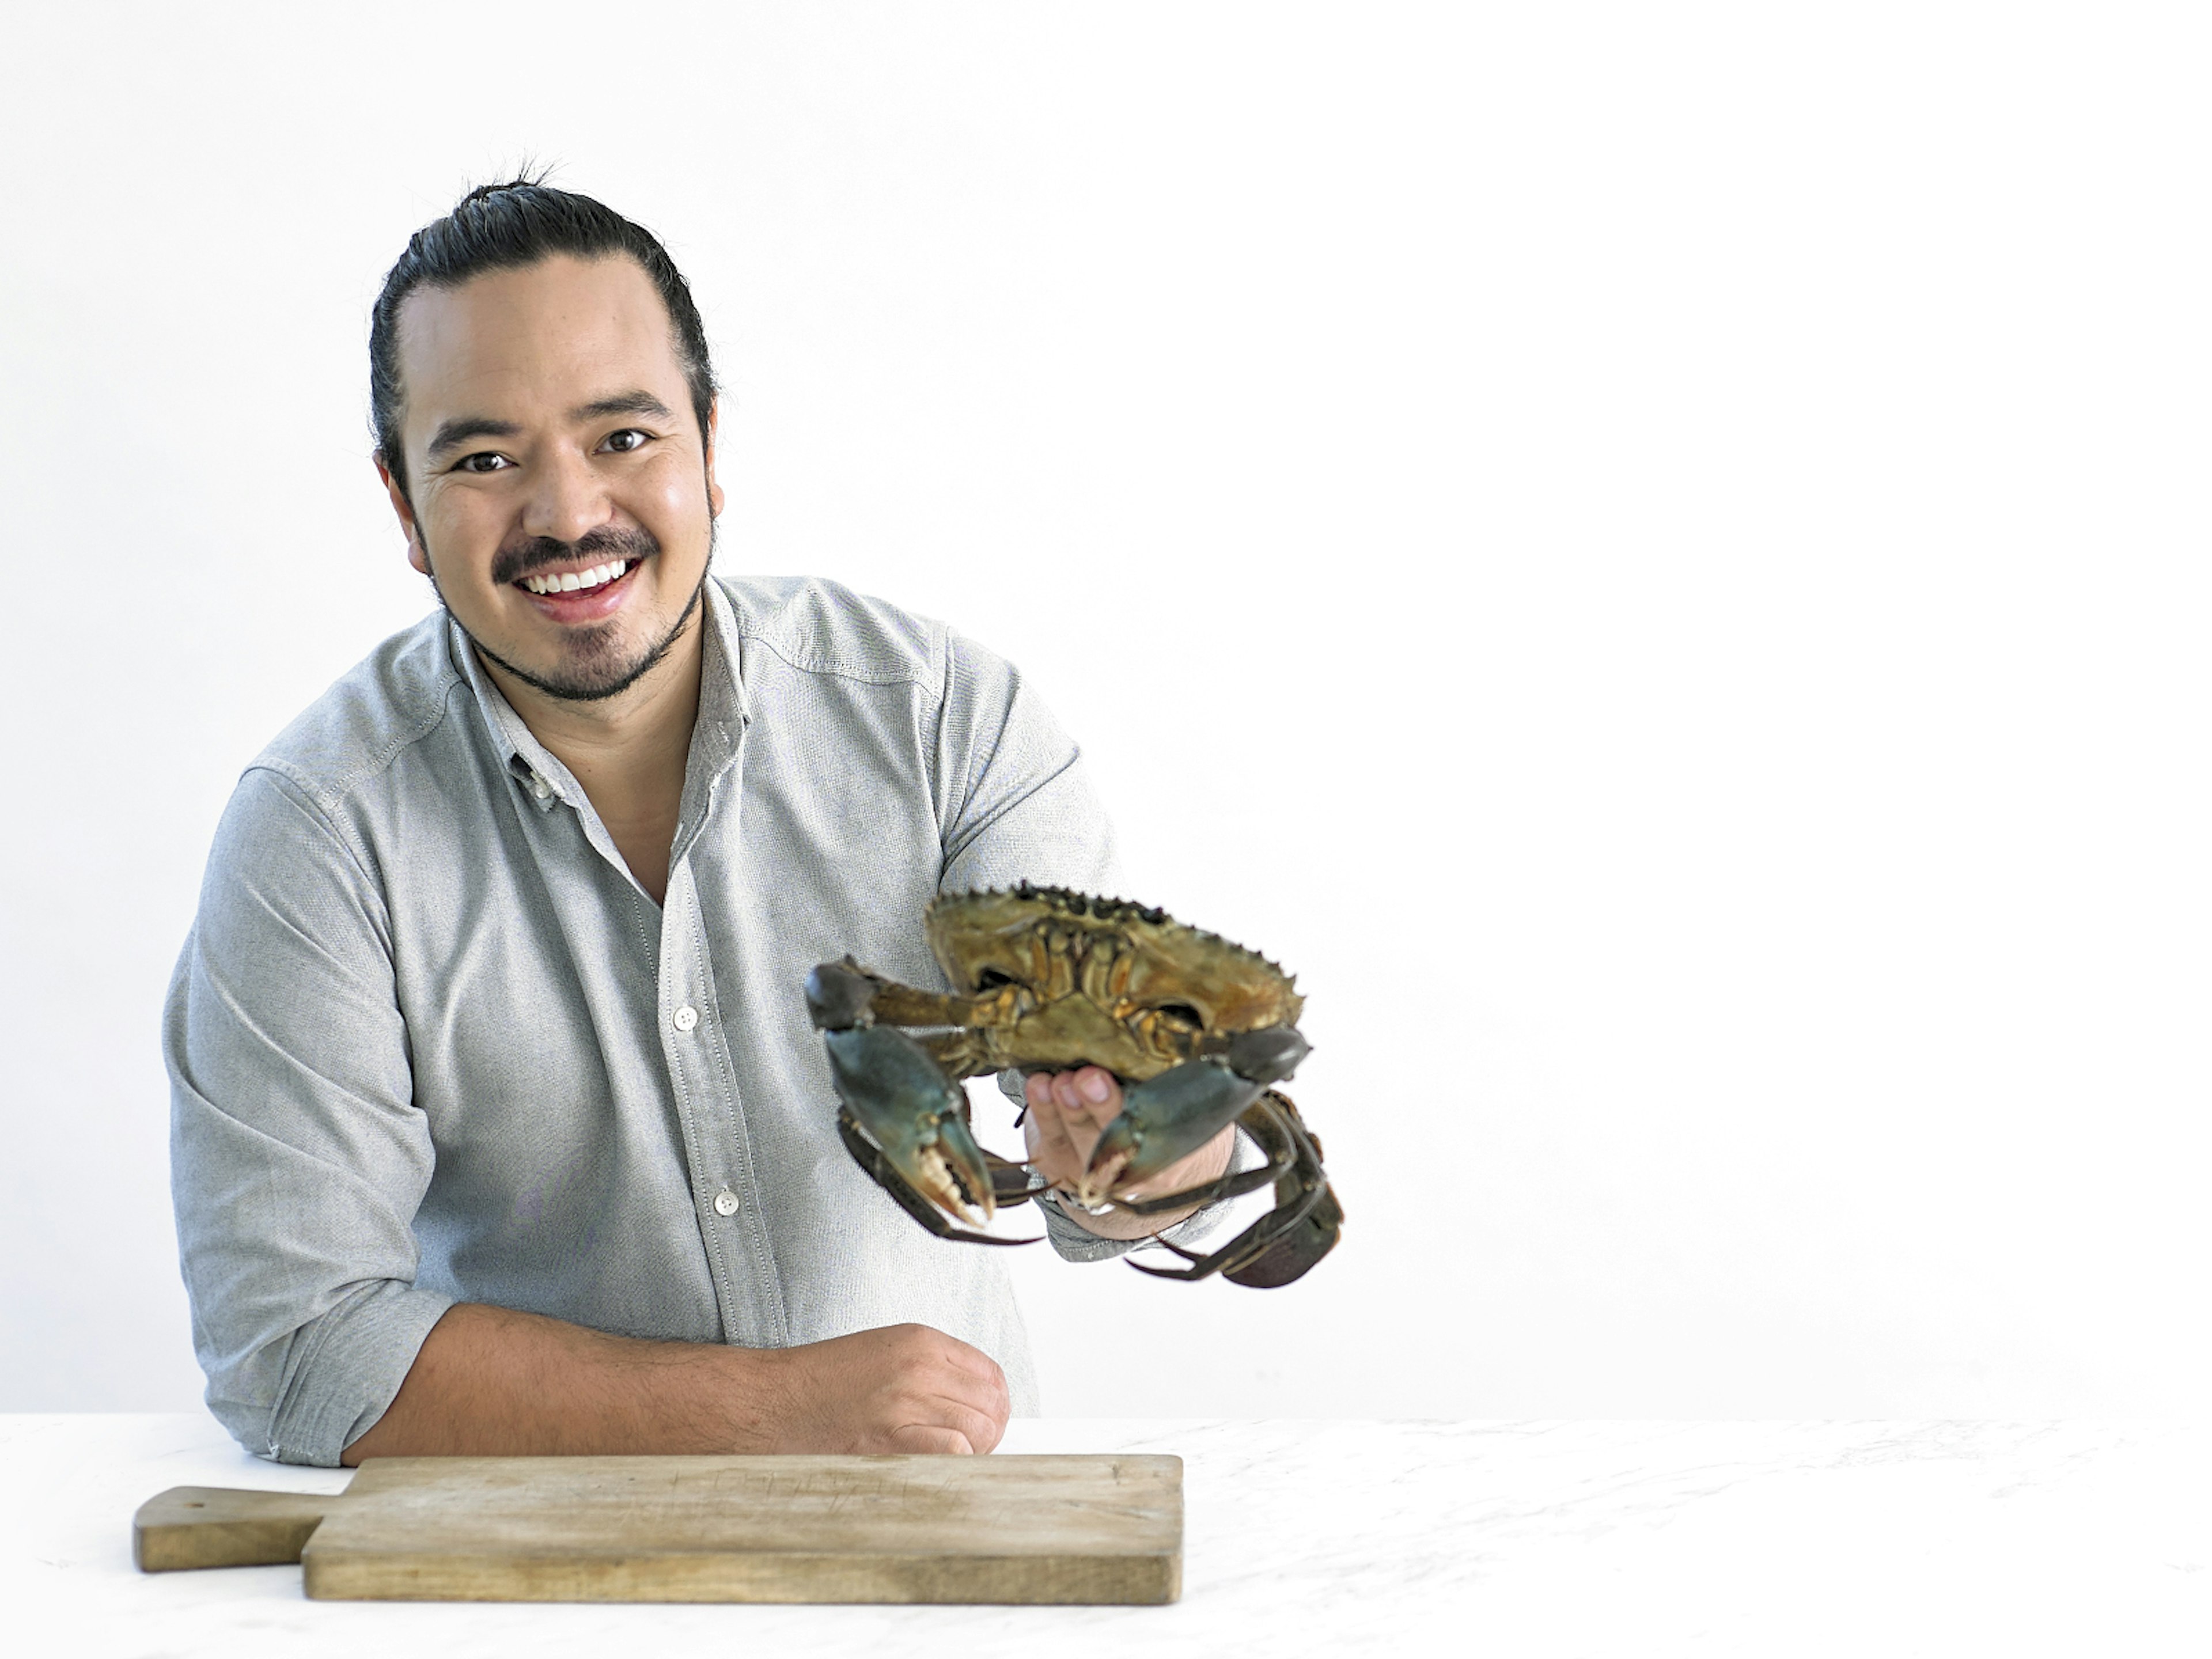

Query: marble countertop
2;1414;2202;1657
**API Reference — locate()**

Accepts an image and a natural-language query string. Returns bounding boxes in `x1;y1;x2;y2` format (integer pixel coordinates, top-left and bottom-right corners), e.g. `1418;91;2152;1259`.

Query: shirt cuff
1035;1126;1267;1264
257;1281;456;1467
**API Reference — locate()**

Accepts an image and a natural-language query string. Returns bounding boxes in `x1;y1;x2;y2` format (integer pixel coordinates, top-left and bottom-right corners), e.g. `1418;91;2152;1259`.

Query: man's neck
481;612;705;906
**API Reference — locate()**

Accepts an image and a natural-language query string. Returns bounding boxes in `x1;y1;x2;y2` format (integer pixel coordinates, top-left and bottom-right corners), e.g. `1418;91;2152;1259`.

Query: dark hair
369;177;717;501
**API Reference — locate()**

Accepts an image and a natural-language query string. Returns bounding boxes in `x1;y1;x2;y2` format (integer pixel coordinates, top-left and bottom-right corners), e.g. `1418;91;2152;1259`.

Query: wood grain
137;1453;1181;1604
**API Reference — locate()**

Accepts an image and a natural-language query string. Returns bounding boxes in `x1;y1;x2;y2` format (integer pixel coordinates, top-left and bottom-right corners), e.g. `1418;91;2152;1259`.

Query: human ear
704;399;725;519
374;453;431;575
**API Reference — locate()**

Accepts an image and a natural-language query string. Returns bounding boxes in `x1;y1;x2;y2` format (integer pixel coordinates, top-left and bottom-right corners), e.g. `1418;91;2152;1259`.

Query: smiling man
164;181;1232;1467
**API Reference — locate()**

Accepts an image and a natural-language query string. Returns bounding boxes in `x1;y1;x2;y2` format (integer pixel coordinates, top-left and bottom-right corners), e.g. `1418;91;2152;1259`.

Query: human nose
519;444;610;544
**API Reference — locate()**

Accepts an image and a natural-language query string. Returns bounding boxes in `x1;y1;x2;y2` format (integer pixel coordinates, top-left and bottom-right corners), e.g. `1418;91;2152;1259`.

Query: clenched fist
761;1323;1010;1455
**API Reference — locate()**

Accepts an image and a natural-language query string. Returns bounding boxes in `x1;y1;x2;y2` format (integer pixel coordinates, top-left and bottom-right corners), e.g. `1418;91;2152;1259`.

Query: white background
1;2;2205;1420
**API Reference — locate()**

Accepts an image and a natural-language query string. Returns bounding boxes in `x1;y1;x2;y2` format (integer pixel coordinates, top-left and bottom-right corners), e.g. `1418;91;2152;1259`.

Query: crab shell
923;885;1304;1085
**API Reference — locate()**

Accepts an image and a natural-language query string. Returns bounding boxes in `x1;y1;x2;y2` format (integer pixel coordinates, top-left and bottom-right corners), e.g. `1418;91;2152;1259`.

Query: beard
421;521;712;703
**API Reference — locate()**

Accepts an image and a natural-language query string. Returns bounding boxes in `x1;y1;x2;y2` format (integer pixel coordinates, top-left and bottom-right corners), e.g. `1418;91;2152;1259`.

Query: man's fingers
1030;1074;1094;1177
1028;1074;1081;1138
776;1325;1013;1457
927;1339;1009;1402
1050;1067;1121;1130
900;1327;1009;1419
1023;1075;1080;1172
1025;1068;1130;1188
918;1395;1006;1456
1080;1067;1122;1124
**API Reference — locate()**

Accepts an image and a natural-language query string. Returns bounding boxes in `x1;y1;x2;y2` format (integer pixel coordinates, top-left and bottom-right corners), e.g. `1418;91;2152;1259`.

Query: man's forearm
340;1302;783;1463
340;1303;1012;1463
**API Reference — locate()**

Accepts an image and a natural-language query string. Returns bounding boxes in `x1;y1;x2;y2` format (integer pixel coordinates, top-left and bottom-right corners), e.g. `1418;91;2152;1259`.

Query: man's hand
341;1305;1009;1462
1022;1066;1236;1240
763;1323;1009;1455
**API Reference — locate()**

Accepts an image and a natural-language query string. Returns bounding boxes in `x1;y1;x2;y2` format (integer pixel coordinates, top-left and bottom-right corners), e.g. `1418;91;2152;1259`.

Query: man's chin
449;571;709;705
476;628;650;703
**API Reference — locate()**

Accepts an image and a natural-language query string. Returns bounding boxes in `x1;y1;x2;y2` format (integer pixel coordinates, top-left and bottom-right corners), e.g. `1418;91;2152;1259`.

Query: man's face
380;253;723;702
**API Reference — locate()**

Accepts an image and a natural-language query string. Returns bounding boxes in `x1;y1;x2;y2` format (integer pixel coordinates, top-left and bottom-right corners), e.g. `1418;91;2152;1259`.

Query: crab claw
805;959;879;1031
1077;1059;1266;1207
1225;1024;1310;1085
1078;1023;1312;1208
824;1025;996;1226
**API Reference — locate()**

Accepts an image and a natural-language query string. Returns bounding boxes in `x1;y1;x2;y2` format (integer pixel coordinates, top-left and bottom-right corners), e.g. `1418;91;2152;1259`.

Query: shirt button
713;1187;739;1217
672;1005;699;1032
530;779;551;801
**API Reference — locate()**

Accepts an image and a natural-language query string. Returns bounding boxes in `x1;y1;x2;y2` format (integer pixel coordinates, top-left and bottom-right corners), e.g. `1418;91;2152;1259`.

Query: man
164;181;1234;1467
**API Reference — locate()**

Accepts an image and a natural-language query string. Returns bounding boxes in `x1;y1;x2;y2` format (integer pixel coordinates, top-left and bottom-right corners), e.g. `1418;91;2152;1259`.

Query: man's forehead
395;253;686;421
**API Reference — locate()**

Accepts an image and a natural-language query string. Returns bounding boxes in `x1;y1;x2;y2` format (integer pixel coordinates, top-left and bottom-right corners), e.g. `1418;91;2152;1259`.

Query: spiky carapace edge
926;882;1300;988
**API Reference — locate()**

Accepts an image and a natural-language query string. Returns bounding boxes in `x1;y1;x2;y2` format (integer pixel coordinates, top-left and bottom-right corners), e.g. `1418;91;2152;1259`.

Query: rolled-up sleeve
165;765;452;1465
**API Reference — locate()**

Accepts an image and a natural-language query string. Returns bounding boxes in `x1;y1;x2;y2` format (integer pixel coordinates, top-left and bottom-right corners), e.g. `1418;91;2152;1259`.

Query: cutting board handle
134;1485;338;1572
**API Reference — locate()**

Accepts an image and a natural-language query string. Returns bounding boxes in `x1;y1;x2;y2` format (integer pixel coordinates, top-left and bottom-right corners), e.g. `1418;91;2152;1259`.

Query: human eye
599;428;653;454
454;451;512;475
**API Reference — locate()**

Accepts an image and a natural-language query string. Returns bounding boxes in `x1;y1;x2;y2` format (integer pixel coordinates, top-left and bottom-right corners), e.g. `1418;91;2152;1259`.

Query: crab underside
805;884;1342;1287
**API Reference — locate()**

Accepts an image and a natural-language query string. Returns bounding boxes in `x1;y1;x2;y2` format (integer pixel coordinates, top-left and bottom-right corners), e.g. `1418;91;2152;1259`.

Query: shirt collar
679;578;748;830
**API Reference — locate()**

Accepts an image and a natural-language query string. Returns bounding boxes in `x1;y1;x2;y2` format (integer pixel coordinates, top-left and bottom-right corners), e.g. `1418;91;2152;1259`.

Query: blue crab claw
824;1025;997;1226
1078;1024;1311;1208
1077;1059;1267;1208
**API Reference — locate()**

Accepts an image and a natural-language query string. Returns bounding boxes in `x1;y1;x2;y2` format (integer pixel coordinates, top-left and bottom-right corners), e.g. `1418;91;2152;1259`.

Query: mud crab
804;884;1341;1287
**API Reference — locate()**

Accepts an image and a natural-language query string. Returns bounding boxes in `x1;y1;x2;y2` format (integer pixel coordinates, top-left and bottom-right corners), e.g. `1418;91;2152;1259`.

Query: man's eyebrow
422;394;675;464
425;416;521;463
570;391;675;423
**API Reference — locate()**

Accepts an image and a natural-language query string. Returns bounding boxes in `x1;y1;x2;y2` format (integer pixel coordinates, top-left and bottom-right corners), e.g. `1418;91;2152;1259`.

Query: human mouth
511;554;645;623
519;558;632;596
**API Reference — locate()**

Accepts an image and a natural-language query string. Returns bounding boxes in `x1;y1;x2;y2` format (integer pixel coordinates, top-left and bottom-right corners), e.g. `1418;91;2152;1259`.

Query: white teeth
522;559;629;596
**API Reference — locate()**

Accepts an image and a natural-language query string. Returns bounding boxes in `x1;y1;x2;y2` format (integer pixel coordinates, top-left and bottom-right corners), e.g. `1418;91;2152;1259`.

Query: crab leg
805;957;1002;1032
1127;1092;1342;1286
1106;1140;1289;1216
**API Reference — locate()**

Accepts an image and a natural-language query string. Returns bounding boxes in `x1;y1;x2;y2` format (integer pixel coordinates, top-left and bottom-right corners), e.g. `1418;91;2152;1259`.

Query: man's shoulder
717;573;957;697
247;611;470;810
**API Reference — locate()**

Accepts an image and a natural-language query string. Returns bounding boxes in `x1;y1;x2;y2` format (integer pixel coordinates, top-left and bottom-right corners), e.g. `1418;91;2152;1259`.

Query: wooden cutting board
134;1453;1181;1604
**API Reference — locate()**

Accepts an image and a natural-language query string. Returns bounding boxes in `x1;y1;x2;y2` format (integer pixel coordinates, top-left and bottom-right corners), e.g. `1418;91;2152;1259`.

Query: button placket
654;859;789;1349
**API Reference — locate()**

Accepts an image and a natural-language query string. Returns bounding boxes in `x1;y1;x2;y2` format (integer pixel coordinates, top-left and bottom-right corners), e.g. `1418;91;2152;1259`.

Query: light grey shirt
164;574;1121;1465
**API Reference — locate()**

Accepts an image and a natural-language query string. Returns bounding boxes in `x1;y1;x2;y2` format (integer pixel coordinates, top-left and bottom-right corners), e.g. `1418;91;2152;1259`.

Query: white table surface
3;1414;2202;1657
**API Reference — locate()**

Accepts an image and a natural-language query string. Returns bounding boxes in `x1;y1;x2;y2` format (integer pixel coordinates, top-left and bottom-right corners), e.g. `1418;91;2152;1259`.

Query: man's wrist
702;1339;793;1453
1043;1124;1236;1240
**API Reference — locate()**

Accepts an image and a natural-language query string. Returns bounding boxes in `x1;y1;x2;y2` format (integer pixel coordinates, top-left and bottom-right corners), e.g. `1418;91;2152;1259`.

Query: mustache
491;524;661;587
